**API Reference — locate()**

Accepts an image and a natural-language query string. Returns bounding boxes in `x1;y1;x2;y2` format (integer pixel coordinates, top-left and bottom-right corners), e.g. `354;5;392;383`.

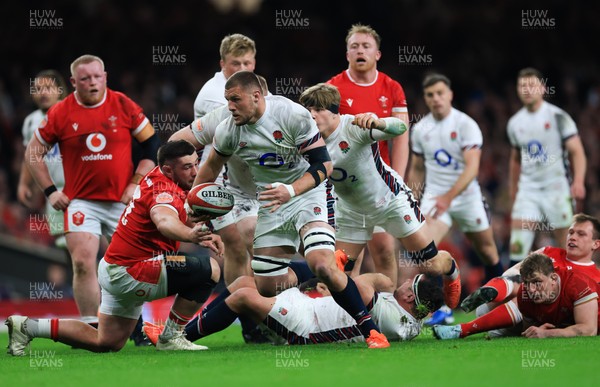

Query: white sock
23;318;52;338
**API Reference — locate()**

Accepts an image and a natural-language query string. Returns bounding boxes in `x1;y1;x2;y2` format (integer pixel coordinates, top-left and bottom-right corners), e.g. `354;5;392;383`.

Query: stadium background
0;0;598;302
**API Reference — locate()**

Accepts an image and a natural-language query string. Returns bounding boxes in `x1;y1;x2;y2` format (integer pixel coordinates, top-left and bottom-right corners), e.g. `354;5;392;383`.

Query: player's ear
375;50;381;61
70;77;76;88
549;273;559;282
591;239;600;251
161;163;173;178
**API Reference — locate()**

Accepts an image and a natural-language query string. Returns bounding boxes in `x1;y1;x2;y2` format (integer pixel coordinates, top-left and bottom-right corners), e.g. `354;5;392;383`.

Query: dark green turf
2;315;599;387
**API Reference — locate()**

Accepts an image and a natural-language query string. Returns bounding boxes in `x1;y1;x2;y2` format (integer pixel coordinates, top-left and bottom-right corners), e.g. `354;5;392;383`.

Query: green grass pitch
2;313;598;387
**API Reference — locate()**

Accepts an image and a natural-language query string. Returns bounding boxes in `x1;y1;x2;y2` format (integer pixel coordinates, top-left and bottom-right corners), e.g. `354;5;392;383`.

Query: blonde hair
70;54;105;77
220;34;256;60
346;24;381;49
299;83;340;110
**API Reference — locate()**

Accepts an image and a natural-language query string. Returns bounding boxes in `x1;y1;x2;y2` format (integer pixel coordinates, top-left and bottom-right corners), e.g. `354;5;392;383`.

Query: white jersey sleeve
190;105;230;146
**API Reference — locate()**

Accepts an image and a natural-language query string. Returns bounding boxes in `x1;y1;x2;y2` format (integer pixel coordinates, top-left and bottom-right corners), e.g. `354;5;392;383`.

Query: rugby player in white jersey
183;34;263;342
298;83;462;310
144;272;444;346
507;67;586;267
195;71;390;348
17;70;67;247
409;74;503;281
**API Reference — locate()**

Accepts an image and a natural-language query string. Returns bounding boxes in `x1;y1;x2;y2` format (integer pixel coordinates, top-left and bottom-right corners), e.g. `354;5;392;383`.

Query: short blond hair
346;24;381;49
220;34;256;60
70;54;105;77
299;83;340;110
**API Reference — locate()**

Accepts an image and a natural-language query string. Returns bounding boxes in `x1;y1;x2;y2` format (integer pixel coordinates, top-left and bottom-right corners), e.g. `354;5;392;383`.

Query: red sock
460;303;517;338
483;277;509;302
50;319;59;341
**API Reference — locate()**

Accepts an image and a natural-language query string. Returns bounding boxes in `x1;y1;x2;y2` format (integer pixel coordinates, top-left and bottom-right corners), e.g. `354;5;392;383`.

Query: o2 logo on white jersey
86;133;107;152
330;167;358;183
434;149;458;170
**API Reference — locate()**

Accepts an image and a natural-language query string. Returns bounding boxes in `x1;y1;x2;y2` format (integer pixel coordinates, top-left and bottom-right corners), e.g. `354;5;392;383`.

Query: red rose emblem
314;207;322;216
403;214;412;224
339;141;350;154
273;130;284;143
450;131;457;140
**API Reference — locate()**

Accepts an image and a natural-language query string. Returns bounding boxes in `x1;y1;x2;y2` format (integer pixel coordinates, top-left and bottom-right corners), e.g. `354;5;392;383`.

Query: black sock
289;261;314;283
484;261;505;282
192;300;239;339
240;315;258;335
184;288;231;341
330;275;379;338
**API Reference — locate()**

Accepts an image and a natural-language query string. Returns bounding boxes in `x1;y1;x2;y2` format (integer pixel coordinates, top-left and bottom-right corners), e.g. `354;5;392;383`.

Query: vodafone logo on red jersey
86;133;107;152
82;133;113;161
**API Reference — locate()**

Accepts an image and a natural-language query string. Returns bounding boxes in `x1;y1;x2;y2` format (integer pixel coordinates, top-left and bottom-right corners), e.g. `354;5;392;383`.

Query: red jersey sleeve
567;271;599;307
115;91;147;135
390;80;407;113
35;102;61;146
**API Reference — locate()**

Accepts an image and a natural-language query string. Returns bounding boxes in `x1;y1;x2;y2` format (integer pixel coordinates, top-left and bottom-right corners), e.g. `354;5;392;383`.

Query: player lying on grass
460;213;600;314
433;253;599;339
432;214;600;339
144;272;443;345
6;141;223;355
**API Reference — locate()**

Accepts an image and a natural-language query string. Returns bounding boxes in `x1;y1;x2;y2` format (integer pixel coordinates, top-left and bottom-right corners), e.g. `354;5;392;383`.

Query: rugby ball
187;183;234;218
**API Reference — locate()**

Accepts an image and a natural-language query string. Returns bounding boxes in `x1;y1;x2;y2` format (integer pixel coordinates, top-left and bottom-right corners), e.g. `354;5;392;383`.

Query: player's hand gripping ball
186;183;235;218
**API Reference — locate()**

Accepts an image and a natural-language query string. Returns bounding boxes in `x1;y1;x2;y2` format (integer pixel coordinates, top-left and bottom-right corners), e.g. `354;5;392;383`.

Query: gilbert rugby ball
187;183;235;218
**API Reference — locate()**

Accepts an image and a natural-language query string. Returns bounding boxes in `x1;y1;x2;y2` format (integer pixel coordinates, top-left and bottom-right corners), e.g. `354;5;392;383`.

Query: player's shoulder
24;109;44;124
453;109;481;132
268;95;309;117
327;71;346;86
411;112;433;132
377;71;402;87
507;107;528;128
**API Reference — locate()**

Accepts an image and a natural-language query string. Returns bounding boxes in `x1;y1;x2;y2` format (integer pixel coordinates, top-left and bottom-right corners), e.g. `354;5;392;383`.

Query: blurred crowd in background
1;0;598;294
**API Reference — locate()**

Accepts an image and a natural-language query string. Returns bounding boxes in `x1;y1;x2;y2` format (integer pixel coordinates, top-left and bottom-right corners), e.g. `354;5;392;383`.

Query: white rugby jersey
299;290;420;342
325;114;405;213
507;101;578;189
22;109;64;188
213;96;320;189
193;71;227;119
411;108;482;196
191;105;257;196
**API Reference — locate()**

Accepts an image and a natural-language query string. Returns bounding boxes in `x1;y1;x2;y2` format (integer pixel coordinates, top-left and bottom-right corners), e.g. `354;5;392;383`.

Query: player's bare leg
366;232;398;284
65;232;101;320
465;228;504;280
509;218;536;266
217;224;251;285
6;313;137;355
424;217;450;245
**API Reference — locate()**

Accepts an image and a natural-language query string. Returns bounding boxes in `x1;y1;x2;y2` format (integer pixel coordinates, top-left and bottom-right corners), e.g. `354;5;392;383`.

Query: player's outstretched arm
150;205;214;245
522;299;598;338
194;148;228;186
168;123;203;150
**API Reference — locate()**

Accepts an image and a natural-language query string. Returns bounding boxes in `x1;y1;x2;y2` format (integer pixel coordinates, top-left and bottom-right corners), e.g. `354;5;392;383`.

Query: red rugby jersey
36;89;148;201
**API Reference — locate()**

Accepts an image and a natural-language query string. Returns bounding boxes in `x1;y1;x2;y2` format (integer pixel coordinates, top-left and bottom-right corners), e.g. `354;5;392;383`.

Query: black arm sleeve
139;133;160;163
304;146;331;187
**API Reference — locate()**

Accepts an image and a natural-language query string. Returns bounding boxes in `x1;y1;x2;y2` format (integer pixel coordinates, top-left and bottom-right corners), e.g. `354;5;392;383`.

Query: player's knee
310;259;335;283
72;259;94;277
228;275;255;292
